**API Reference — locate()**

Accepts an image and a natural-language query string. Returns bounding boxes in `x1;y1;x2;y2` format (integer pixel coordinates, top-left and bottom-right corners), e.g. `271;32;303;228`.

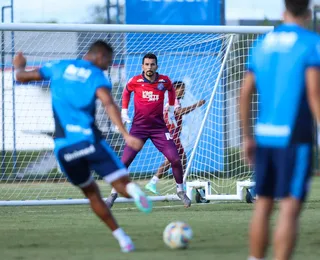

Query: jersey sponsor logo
157;83;165;91
66;124;93;135
137;78;144;82
262;32;298;52
158;79;166;83
63;64;92;83
142;91;160;101
64;144;96;162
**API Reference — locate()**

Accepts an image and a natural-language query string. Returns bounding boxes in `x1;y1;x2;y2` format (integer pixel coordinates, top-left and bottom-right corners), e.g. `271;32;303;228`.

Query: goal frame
0;23;273;206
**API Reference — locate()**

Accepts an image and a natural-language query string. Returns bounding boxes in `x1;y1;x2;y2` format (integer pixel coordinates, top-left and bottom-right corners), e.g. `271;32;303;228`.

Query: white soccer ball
163;221;193;249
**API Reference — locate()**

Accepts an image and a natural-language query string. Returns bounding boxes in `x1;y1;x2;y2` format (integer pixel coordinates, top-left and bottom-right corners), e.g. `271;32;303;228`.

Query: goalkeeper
13;40;152;253
106;54;191;208
145;81;205;194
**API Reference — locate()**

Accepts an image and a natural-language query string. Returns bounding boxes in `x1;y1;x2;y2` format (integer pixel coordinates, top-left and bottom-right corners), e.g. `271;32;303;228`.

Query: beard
145;70;154;77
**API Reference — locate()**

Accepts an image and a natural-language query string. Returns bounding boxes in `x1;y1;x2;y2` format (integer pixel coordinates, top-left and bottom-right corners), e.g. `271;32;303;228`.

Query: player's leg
150;129;191;207
273;144;312;260
107;144;141;205
90;140;152;213
107;126;148;207
81;181;135;252
56;142;134;253
145;159;170;194
146;138;186;194
248;147;275;260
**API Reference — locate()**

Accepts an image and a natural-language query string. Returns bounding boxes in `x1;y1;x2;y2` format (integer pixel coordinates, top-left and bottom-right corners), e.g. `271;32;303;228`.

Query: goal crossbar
0;23;274;34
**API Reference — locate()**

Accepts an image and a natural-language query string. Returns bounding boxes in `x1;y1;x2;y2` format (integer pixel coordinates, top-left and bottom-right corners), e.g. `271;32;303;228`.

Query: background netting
0;30;260;202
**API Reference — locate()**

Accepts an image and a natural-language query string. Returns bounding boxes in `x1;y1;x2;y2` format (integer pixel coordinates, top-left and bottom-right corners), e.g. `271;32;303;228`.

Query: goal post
0;23;273;206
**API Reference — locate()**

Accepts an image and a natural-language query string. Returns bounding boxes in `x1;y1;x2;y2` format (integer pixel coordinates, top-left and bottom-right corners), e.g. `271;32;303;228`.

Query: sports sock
113;228;127;241
150;176;159;185
176;183;184;193
126;183;141;198
111;187;117;194
248;256;265;260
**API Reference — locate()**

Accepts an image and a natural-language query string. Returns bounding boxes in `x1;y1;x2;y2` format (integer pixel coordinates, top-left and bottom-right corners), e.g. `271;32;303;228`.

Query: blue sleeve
38;61;56;80
306;40;320;68
246;35;266;73
94;71;112;90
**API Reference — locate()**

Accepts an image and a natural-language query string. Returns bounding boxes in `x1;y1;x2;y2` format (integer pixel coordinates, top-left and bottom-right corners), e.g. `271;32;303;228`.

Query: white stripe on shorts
103;168;128;183
78;175;94;188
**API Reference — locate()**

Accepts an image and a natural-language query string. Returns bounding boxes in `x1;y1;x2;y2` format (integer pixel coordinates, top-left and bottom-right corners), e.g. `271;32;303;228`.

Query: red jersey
123;73;176;128
164;99;183;136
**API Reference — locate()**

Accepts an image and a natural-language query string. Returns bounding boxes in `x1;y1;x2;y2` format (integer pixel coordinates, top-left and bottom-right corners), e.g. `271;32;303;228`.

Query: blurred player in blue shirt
13;40;152;253
240;0;320;259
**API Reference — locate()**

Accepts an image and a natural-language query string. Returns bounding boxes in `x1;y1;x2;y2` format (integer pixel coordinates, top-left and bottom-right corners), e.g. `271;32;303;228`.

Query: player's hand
124;134;144;151
243;136;256;165
197;100;206;107
13;52;27;69
121;109;131;124
168;106;177;127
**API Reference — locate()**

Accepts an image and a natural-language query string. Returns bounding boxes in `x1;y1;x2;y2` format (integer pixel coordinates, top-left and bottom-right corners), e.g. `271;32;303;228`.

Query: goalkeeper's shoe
177;191;191;208
145;182;159;195
106;192;118;209
119;236;135;253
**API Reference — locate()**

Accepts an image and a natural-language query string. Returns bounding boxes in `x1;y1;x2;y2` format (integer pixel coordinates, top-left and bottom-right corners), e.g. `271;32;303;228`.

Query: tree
88;1;125;24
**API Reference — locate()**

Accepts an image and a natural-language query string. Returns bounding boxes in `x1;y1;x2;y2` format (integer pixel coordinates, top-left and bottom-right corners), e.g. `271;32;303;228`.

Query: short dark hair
88;40;113;54
285;0;310;17
142;53;157;65
173;81;185;89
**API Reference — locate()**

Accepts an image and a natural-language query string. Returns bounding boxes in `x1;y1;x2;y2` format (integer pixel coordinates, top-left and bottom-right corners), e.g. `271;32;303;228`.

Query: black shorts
56;140;128;187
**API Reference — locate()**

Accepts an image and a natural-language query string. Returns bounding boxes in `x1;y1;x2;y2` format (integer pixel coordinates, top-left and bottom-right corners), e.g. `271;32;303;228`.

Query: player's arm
121;78;135;124
97;87;143;150
13;52;43;82
306;68;320;124
121;86;132;123
97;88;129;137
240;71;256;164
176;100;206;116
306;41;320;125
240;72;255;138
167;80;177;126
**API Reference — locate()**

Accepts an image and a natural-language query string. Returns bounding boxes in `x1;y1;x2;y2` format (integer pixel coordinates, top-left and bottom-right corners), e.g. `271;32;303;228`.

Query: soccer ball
163;221;193;249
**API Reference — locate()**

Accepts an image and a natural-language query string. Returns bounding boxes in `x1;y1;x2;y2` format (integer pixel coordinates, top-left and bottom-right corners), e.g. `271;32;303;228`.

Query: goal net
0;24;272;205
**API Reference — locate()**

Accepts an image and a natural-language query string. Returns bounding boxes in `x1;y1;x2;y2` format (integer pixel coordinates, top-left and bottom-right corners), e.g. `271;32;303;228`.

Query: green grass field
1;179;320;260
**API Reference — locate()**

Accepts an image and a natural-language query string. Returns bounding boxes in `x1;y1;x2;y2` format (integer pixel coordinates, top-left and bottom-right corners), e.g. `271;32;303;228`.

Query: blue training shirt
39;59;111;151
247;24;320;147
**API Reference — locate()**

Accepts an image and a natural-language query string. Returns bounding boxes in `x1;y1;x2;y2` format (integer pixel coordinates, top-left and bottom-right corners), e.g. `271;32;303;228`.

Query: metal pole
220;0;225;25
116;0;120;24
106;0;110;24
183;35;235;183
10;0;16;172
1;6;11;175
313;6;320;172
313;8;317;32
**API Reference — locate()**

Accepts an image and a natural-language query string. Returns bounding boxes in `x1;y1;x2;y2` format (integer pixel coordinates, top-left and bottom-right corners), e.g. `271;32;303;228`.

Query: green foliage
88;3;124;24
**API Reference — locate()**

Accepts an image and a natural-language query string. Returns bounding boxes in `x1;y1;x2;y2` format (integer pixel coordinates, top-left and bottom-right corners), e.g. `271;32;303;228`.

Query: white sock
176;183;184;192
126;183;141;198
150;176;159;185
112;228;127;241
248;256;265;260
111;187;117;194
